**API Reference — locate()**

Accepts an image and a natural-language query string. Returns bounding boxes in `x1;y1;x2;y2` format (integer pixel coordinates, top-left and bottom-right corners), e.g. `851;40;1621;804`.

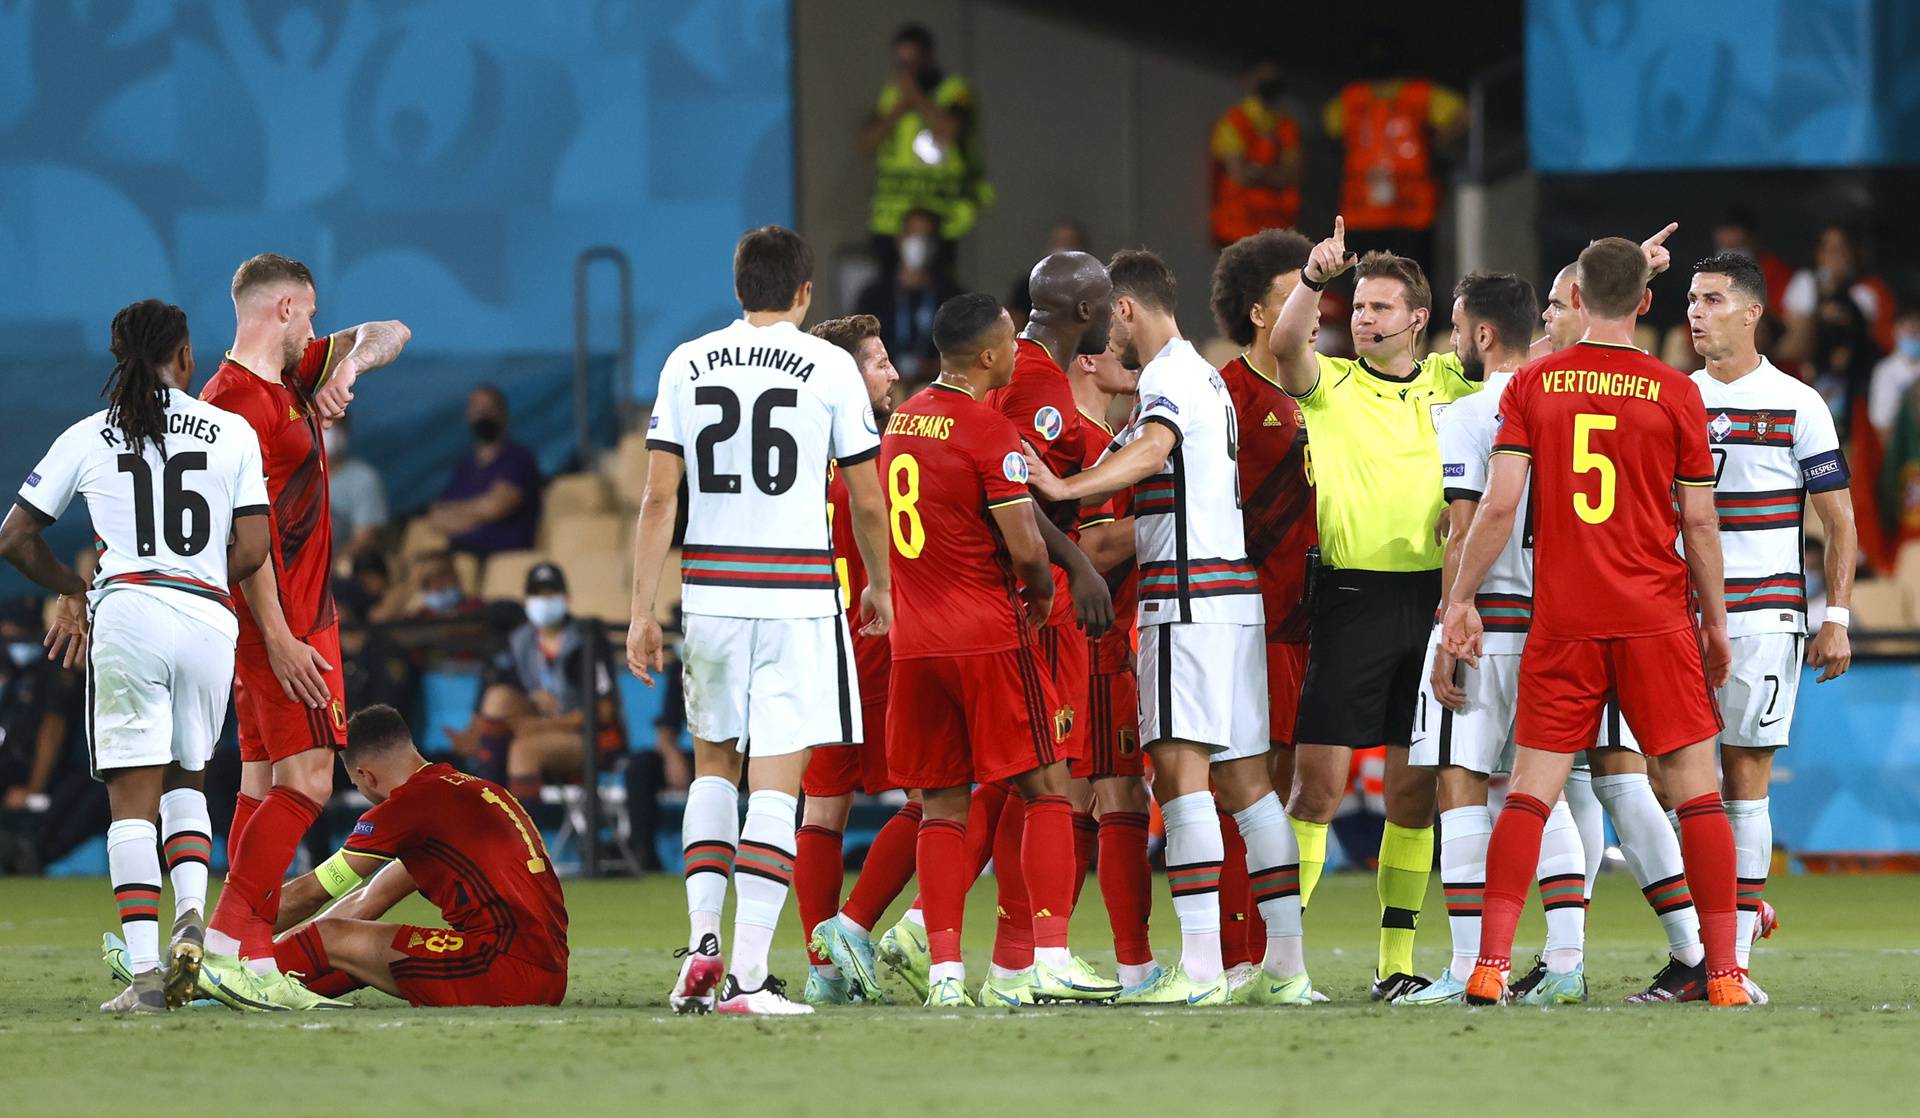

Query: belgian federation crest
1709;412;1734;442
1052;705;1076;743
1033;406;1064;441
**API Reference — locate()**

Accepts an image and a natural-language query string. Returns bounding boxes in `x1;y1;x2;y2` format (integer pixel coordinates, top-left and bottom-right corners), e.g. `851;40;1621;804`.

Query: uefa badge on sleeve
1033;406;1064;442
1003;452;1030;484
1709;412;1733;442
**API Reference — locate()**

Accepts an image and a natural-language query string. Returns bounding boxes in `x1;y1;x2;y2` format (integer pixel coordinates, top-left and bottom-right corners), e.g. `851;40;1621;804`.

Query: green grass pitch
3;871;1916;1117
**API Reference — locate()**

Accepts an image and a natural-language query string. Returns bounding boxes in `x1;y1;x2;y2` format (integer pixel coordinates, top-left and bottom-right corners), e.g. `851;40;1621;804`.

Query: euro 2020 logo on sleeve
1709;412;1734;442
1003;452;1029;483
1033;406;1063;441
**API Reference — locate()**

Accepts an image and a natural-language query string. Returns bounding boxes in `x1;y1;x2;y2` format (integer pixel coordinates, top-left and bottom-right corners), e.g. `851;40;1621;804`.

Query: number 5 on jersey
1573;413;1616;525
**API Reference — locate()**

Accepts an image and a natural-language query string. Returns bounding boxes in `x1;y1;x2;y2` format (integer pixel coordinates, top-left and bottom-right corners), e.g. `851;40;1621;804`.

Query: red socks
1023;795;1075;952
1476;792;1552;973
842;802;922;930
967;782;1011;880
918;817;968;966
1676;792;1740;978
794;824;843;966
211;786;323;958
991;797;1033;969
273;923;361;997
226;792;262;868
1098;811;1153;967
1219;809;1253;968
1071;811;1098;908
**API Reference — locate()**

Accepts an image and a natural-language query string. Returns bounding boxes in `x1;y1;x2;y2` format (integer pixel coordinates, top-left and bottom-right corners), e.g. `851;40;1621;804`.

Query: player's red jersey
1075;411;1137;674
882;383;1037;659
986;338;1085;628
1494;341;1715;640
827;460;890;698
1218;355;1316;643
344;762;569;972
200;337;338;641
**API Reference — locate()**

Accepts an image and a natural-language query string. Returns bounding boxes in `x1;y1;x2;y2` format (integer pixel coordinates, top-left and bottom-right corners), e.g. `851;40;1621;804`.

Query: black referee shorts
1294;568;1441;748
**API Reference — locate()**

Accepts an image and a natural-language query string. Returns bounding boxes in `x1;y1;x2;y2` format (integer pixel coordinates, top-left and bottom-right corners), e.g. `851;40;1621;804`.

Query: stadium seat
1895;540;1920;591
545;513;627;559
400;515;450;558
452;551;481;596
1850;577;1909;629
614;429;651;509
566;549;633;622
545;472;613;519
479;549;547;603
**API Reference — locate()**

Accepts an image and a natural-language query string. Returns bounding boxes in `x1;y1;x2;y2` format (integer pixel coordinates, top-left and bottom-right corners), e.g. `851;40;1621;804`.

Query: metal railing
572;246;635;468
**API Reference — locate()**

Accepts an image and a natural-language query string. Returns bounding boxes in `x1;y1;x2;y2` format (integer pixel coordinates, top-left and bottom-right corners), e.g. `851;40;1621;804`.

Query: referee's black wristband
1300;268;1327;292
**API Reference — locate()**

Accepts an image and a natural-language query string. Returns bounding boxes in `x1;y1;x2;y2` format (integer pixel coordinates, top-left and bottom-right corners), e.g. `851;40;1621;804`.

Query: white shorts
1137;621;1268;763
86;590;236;776
1411;629;1640;775
681;612;861;758
1717;632;1803;749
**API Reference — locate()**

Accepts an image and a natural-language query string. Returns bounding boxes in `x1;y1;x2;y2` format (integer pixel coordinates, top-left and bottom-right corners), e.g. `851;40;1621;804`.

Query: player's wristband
1824;607;1850;629
1300;268;1328;291
315;849;365;898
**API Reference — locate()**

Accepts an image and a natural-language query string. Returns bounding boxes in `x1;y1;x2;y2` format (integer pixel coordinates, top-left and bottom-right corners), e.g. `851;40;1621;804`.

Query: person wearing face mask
1209;60;1303;249
1868;309;1920;438
860;22;990;278
427;385;543;558
406;550;479;619
323;414;388;565
453;563;624;802
856;209;960;389
1781;223;1898;368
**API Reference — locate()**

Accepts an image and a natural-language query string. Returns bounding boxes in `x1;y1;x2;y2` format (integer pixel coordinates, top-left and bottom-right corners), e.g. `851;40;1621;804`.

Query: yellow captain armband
316;850;365;898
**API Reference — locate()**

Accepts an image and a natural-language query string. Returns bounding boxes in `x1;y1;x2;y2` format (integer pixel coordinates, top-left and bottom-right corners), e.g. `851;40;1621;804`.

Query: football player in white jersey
1688;252;1856;1004
1026;249;1310;1008
0;300;270;1013
626;226;893;1016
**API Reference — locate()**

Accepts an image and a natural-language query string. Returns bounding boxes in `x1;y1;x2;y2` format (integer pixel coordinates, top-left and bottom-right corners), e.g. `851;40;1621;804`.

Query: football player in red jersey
1441;237;1747;1007
1209;230;1319;986
195;253;411;1009
262;706;568;1008
885;293;1119;1007
789;314;917;1005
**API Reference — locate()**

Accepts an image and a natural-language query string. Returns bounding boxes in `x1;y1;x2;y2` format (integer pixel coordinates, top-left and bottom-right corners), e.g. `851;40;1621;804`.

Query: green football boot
196;953;288;1012
1113;963;1231;1006
1031;956;1122;1003
876;916;931;1001
1519;963;1588;1006
979;968;1037;1007
925;976;977;1008
1237;969;1317;1006
802;966;854;1006
1396;968;1468;1005
810;918;884;1003
102;932;135;986
258;969;353;1010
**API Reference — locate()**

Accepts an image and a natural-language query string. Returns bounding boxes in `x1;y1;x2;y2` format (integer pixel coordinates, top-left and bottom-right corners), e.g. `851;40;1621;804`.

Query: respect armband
315;850;366;898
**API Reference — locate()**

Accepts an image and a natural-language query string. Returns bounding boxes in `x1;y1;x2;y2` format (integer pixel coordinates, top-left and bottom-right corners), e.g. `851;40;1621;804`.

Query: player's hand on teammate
1304;216;1358;285
1439;600;1483;667
1641;222;1678;278
1429;642;1468;711
1806;619;1852;682
313;358;359;424
266;632;334;708
42;593;88;670
1700;623;1732;690
627;615;665;686
1066;563;1114;638
1020;440;1069;502
857;584;893;637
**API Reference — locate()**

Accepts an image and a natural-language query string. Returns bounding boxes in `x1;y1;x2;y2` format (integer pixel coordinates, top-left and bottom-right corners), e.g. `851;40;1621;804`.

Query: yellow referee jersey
1291;350;1480;571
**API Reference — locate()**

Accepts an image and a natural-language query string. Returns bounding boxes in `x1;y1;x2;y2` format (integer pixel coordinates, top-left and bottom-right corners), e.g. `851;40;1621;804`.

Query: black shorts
1294;568;1440;748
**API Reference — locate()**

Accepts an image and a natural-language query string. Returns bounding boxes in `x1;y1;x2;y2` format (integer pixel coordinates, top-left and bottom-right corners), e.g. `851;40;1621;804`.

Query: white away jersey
1693;360;1847;637
1438;370;1533;654
16;393;268;638
1116;337;1262;627
649;318;880;619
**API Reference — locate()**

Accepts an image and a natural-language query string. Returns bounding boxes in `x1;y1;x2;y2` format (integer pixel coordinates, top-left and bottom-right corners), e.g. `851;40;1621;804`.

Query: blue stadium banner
1527;0;1920;172
1776;663;1920;855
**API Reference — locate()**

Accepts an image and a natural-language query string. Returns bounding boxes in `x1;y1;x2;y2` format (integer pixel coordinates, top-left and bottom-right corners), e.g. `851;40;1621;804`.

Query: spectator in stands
1323;33;1465;270
324;414;388;565
1810;284;1882;430
1782;223;1898;365
1712;205;1792;313
856;208;958;389
427;385;543;557
1869;309;1920;437
452;562;623;799
1008;221;1092;331
860;22;991;278
0;597;100;874
1210;59;1303;249
407;549;482;620
337;584;420;723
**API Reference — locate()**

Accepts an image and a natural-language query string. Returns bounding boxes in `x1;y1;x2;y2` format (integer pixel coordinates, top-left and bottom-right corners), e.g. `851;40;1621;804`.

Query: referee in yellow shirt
1268;217;1479;1001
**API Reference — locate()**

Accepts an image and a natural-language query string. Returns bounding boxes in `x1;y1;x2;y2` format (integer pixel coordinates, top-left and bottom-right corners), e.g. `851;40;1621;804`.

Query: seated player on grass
218;704;570;1008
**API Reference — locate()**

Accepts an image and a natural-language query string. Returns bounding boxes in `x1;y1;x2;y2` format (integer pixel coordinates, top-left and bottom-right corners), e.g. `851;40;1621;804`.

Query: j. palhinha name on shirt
692;345;816;382
98;409;222;448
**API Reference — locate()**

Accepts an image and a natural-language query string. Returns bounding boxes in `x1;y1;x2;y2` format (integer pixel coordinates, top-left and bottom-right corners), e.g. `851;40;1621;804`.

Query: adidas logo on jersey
1262;412;1282;427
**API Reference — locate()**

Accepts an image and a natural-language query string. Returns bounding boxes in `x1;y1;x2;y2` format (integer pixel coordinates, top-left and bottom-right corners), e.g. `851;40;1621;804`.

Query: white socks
1438;804;1493;979
1563;769;1605;898
1232;792;1304;979
1726;797;1772;970
1594;772;1703;967
1161;791;1225;984
681;775;738;950
731;790;799;988
159;788;212;920
107;819;163;973
1536;800;1587;973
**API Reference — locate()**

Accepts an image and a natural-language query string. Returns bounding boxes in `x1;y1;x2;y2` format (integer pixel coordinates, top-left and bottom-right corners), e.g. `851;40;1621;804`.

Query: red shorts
1517;628;1722;756
1266;640;1309;747
1076;668;1144;778
1037;622;1090;765
387;925;567;1007
803;698;897;796
887;648;1067;788
235;624;347;763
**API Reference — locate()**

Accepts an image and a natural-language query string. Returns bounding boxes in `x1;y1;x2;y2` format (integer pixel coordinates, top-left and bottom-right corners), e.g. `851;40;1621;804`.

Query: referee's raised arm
1270;216;1355;397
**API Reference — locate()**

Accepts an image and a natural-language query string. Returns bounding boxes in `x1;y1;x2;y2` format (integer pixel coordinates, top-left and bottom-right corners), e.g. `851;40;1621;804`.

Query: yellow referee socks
1377;822;1434;978
1290;817;1329;909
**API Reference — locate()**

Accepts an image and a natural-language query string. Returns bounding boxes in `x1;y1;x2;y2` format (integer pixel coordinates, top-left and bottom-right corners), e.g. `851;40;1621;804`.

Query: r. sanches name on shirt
98;409;221;448
691;345;815;381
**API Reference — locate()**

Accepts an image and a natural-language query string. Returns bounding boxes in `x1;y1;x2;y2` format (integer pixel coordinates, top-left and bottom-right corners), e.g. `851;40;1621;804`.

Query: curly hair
1209;230;1313;346
103;299;189;459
